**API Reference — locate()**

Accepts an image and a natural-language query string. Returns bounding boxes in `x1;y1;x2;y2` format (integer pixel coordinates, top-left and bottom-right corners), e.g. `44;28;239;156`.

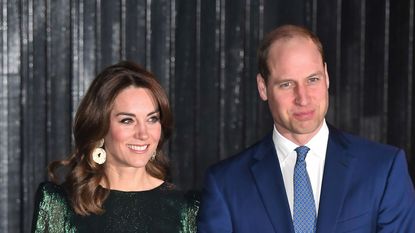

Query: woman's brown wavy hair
48;61;173;215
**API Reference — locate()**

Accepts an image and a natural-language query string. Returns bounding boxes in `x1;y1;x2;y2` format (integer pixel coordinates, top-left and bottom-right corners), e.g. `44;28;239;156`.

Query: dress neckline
101;181;166;193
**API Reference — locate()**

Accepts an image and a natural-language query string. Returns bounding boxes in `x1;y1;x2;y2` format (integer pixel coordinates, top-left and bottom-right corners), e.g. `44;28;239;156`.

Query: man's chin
292;121;322;135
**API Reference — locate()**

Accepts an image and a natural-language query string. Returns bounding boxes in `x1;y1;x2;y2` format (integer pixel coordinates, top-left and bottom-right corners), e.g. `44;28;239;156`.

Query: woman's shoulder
37;181;65;193
35;181;68;204
34;181;72;213
157;182;200;211
154;182;200;233
159;182;199;198
184;189;201;208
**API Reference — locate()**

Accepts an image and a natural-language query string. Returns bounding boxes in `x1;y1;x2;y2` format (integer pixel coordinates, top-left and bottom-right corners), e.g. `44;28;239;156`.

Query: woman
32;61;199;233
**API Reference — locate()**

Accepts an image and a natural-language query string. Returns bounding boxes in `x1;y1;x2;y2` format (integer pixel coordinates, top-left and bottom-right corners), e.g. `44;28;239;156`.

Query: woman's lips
127;144;149;153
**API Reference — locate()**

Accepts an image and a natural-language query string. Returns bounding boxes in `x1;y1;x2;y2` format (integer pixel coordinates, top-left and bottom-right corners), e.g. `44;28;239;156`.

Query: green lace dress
31;182;199;233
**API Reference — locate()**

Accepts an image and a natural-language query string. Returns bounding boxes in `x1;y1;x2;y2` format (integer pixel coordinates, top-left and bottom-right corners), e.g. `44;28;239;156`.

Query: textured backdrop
1;0;414;232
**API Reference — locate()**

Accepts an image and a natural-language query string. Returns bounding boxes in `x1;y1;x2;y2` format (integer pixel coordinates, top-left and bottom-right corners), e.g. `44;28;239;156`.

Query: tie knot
295;146;310;162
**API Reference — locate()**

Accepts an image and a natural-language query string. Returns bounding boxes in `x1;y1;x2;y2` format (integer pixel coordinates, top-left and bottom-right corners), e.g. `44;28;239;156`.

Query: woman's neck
102;166;164;191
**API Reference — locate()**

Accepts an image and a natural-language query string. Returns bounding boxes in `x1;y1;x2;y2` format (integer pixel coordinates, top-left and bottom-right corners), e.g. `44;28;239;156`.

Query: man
197;24;415;233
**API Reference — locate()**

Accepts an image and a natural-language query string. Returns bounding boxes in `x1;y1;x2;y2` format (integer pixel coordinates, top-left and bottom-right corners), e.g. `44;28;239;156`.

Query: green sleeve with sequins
180;191;200;233
31;182;77;233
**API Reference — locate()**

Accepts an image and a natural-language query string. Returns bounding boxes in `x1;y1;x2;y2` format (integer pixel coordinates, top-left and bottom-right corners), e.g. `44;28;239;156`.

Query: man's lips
293;110;314;120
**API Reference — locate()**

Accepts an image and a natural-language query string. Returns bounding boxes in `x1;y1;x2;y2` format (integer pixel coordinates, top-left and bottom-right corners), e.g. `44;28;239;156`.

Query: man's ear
324;62;330;88
257;74;268;101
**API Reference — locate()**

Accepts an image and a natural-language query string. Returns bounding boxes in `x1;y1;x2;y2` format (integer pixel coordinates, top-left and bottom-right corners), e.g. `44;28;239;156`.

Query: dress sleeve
180;190;200;233
31;182;76;233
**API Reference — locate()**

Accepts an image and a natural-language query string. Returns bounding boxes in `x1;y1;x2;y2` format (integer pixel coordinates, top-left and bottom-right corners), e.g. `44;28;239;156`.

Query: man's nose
294;85;309;106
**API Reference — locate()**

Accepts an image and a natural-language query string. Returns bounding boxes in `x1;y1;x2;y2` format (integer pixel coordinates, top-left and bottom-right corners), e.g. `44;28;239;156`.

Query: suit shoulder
331;127;404;161
208;134;272;174
340;130;399;151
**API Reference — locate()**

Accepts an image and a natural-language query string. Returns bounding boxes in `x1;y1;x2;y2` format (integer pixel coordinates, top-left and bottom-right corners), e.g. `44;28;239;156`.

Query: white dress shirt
272;120;329;218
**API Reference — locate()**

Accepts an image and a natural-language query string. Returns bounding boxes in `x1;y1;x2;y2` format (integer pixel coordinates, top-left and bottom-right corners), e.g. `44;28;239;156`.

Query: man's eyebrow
306;71;324;78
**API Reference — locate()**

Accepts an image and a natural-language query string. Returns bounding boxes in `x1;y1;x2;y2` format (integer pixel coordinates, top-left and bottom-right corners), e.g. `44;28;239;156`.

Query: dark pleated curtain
0;0;414;232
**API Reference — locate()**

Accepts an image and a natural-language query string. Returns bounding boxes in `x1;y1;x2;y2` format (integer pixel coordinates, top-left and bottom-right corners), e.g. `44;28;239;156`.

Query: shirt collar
273;126;298;162
306;120;329;159
272;120;329;160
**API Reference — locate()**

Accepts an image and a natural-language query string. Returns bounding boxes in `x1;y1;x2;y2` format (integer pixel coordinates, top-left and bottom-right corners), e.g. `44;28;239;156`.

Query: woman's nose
135;123;149;140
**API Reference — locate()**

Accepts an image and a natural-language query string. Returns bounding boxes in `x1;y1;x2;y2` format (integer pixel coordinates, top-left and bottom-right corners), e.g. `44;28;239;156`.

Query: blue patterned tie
293;146;316;233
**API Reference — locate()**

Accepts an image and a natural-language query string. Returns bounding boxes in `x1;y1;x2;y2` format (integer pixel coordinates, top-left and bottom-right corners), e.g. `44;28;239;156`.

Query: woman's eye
120;118;134;124
148;115;160;123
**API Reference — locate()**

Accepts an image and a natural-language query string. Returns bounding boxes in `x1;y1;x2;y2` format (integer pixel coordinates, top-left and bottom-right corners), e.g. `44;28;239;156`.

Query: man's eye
279;81;293;89
308;76;320;84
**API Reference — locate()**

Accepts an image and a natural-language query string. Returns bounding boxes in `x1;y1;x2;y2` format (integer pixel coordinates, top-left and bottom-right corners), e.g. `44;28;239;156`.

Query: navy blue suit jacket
197;126;415;233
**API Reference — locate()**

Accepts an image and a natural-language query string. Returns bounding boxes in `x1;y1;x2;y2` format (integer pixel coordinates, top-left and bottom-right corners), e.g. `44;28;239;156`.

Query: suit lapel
316;127;354;232
250;134;295;233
